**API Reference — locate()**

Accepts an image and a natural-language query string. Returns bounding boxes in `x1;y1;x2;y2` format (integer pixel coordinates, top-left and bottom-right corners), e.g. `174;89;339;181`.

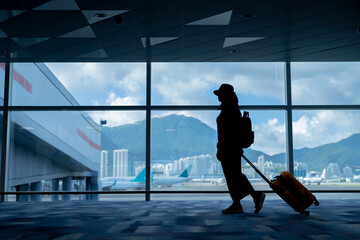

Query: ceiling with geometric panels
0;0;359;62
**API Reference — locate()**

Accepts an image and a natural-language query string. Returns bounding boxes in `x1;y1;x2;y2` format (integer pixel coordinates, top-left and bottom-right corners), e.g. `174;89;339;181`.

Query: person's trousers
221;159;256;204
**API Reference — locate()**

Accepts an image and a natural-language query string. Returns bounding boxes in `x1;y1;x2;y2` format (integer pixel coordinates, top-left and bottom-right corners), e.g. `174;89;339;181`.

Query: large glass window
11;63;146;106
152;63;285;105
150;110;286;192
2;61;360;202
150;111;218;191
292;62;360;105
292;110;360;190
7;110;145;201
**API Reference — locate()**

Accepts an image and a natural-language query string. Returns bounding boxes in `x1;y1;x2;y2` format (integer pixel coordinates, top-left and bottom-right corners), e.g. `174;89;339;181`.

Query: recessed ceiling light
230;50;240;54
241;13;255;19
95;13;106;18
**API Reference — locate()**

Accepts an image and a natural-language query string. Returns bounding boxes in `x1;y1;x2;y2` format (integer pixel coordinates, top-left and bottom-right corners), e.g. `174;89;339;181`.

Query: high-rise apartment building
100;150;108;179
258;155;265;174
343;166;353;178
326;163;341;178
113;149;129;177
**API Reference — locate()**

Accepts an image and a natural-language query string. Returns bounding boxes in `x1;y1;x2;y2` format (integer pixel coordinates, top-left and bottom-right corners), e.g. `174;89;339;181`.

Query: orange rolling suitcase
242;154;319;216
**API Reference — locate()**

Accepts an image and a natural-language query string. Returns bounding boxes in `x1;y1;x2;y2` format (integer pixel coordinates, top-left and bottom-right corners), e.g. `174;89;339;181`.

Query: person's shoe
254;193;266;214
221;204;244;214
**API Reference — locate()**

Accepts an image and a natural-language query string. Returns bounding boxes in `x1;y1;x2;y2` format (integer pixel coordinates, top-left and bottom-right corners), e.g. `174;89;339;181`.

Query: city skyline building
326;163;341;178
100;150;108;179
258;155;265;174
343;165;353;178
113;149;129;177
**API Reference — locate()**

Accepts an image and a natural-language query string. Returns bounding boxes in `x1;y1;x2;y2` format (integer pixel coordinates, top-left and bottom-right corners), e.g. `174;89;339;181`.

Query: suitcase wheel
314;199;320;206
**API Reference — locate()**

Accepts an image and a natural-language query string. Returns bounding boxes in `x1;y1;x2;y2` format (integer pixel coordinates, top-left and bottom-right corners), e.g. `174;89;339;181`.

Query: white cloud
46;63;108;92
116;65;146;93
292;62;360;104
248;110;360;155
152;62;285;105
153;63;219;105
229;73;283;99
46;63;146;104
155;76;211;105
89;92;144;127
106;92;141;106
252;118;286;155
292;110;360;149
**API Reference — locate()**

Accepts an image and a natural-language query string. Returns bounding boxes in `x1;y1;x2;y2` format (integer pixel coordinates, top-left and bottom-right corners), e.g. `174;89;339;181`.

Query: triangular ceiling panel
58;26;96;38
12;37;50;47
223;37;265;48
141;37;179;48
0;10;25;23
34;0;80;10
82;10;129;25
186;11;232;25
0;28;7;38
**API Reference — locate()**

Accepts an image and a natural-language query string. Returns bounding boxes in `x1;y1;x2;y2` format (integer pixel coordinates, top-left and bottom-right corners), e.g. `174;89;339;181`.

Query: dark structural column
30;181;42;201
0;55;12;202
86;176;99;200
16;184;30;202
52;179;59;201
62;176;72;201
145;37;151;201
285;62;294;174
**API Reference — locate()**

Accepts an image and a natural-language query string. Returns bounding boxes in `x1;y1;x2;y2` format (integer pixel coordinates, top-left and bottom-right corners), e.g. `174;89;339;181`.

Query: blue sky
46;62;360;155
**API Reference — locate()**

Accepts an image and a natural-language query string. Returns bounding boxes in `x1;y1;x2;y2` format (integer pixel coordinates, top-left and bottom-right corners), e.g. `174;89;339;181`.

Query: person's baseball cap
213;84;234;96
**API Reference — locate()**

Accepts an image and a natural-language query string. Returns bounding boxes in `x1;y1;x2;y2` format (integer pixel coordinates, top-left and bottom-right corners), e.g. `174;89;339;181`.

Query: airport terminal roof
0;0;360;62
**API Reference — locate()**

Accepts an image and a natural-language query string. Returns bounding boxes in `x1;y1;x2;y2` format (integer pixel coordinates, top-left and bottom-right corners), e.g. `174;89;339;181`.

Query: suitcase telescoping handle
241;154;272;186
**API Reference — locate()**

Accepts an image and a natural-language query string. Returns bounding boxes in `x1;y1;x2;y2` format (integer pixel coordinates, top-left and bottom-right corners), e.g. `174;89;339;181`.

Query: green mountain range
273;133;360;171
101;114;359;172
101;114;217;161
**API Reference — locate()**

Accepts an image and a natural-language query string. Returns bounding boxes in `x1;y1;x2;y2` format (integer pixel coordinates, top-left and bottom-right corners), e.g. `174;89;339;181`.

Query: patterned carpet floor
0;199;359;240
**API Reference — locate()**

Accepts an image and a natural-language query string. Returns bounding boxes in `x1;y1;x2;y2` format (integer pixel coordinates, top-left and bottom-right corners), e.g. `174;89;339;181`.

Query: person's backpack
239;111;254;148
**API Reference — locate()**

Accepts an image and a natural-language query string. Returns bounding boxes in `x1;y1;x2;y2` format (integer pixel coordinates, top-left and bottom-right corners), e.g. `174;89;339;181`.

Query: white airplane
101;168;151;190
303;170;325;185
152;165;192;187
192;177;225;185
354;175;360;182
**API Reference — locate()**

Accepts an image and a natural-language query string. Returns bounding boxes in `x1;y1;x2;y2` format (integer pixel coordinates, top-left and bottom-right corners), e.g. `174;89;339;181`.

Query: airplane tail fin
131;168;146;182
179;165;192;178
104;180;118;190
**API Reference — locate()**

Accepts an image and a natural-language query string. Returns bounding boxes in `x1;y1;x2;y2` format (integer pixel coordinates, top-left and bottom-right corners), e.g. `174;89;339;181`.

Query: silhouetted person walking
214;83;265;214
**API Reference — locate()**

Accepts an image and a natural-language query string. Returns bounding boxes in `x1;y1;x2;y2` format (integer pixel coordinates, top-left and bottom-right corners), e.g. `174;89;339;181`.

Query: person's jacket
216;103;243;156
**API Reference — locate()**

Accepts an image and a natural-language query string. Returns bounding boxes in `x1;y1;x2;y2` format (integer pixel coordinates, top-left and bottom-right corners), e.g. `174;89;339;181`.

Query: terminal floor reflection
0;199;359;239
